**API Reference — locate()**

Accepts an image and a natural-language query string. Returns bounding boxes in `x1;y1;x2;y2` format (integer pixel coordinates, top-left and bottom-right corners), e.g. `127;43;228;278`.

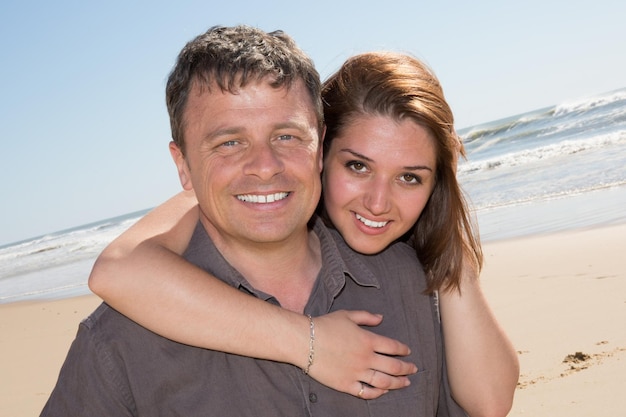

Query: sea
1;87;625;304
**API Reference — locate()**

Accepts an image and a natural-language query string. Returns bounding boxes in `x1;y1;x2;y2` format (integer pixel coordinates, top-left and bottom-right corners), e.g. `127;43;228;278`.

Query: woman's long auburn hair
320;51;482;293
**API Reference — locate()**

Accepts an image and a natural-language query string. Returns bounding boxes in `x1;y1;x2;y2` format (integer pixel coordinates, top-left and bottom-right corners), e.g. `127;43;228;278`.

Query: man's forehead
190;72;283;95
186;77;318;117
183;78;321;138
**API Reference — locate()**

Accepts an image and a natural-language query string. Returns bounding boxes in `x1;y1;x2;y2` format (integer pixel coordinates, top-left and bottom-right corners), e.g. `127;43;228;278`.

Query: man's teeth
237;192;289;204
355;213;388;228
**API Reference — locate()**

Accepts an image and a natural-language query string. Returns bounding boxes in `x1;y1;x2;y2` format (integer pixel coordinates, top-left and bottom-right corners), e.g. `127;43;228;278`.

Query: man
41;25;456;416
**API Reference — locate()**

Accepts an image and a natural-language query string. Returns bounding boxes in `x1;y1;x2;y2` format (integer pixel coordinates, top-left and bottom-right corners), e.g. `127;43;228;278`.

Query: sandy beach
1;223;625;416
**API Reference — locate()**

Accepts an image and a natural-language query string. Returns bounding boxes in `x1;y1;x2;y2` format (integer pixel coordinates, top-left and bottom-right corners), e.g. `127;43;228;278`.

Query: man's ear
169;141;193;191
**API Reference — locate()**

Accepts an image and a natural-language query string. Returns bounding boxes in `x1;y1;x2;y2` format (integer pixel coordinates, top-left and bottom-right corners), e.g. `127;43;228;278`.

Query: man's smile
236;192;290;204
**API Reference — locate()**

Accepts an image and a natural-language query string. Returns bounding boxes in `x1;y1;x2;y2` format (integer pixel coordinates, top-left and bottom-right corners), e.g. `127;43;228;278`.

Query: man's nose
242;142;285;180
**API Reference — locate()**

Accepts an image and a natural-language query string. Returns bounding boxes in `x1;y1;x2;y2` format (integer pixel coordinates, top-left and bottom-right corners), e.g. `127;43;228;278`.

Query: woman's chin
344;236;392;256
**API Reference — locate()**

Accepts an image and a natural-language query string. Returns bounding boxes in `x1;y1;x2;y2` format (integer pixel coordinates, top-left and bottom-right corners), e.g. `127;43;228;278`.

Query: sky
1;0;625;246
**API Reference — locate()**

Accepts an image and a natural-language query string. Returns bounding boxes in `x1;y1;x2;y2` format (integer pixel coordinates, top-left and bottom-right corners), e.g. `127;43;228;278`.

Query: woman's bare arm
88;191;417;399
439;265;519;417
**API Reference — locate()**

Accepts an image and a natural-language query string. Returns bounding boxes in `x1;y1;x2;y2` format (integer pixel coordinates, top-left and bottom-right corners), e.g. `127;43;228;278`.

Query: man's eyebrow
206;127;243;138
206;121;308;139
202;127;243;141
274;120;311;131
339;148;433;171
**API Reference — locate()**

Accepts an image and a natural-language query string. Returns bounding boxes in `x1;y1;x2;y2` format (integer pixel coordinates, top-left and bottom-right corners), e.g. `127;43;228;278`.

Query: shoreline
1;223;625;415
3;183;625;305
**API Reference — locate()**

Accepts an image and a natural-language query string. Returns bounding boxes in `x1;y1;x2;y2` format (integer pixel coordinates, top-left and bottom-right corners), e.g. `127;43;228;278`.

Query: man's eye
278;134;295;141
221;140;239;147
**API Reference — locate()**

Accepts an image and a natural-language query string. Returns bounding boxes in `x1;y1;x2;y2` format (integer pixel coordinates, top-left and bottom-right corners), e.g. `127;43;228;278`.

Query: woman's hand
308;310;417;399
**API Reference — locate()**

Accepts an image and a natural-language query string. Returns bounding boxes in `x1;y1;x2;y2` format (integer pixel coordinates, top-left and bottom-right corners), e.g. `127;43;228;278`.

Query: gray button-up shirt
41;217;466;416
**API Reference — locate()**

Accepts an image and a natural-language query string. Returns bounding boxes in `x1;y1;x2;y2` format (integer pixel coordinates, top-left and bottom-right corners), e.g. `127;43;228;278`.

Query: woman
89;52;518;417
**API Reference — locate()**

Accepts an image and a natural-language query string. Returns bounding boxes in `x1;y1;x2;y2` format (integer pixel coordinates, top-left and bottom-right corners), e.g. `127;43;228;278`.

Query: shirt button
309;393;318;403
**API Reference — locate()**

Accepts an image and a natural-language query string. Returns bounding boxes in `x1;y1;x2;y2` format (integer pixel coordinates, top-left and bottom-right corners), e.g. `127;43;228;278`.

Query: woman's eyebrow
340;148;432;171
404;164;433;172
339;148;373;162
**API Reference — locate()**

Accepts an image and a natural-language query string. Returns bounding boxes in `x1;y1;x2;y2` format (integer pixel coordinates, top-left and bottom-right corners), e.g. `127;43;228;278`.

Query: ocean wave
461;107;554;144
554;88;626;117
0;216;140;280
459;130;626;174
461;88;626;156
0;245;100;281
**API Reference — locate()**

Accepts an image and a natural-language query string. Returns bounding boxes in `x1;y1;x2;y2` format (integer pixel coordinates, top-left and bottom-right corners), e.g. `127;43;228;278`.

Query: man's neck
202;222;322;313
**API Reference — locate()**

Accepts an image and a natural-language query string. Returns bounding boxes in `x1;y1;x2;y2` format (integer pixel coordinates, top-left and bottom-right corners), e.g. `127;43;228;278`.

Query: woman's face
322;114;437;254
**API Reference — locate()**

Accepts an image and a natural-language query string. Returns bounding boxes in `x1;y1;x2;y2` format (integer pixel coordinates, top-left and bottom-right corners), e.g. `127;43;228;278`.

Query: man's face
170;78;323;250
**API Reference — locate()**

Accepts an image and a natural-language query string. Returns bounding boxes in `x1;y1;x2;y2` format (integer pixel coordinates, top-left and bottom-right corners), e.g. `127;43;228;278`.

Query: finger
369;369;376;385
339;310;413;357
365;368;412;391
370;353;418;378
371;332;412;357
342;310;384;327
354;382;388;400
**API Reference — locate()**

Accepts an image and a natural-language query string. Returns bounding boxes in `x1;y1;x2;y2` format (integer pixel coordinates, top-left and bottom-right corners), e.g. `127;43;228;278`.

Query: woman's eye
400;173;421;184
347;161;367;173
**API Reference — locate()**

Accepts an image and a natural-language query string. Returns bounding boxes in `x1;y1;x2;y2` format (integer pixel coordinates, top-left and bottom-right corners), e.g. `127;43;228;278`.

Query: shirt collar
183;216;380;307
313;217;381;291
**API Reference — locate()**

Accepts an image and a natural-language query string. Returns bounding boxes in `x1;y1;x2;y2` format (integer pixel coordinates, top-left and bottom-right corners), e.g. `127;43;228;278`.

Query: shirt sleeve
40;314;136;416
